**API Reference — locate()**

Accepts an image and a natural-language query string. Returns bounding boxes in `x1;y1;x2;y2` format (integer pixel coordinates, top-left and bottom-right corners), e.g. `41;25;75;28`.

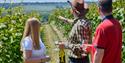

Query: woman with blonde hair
21;18;50;63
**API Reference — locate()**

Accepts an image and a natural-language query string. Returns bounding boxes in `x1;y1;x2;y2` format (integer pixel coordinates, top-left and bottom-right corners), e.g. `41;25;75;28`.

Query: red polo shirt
92;18;122;63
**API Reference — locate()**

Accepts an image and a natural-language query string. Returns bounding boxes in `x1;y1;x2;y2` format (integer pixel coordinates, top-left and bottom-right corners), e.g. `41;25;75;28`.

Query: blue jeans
69;56;89;63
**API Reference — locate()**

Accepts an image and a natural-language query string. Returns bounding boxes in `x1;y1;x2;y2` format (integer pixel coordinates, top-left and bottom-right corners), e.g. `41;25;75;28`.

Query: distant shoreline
0;1;95;4
0;2;95;21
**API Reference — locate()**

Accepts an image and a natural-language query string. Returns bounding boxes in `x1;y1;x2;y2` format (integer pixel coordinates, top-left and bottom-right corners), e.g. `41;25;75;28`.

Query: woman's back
22;36;46;58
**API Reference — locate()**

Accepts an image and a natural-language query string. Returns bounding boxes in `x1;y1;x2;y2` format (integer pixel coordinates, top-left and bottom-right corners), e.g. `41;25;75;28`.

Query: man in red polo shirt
92;0;122;63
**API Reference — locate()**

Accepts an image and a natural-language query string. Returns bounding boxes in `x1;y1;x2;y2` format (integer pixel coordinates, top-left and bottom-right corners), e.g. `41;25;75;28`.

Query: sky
0;0;98;3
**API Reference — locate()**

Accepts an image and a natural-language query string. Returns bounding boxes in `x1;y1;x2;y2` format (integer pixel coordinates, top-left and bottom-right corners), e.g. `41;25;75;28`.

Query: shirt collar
102;14;114;21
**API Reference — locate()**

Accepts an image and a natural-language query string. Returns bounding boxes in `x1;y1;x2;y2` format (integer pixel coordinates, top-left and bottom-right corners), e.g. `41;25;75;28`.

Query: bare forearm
94;53;102;63
93;49;104;63
24;57;43;63
66;19;74;23
62;18;73;24
25;56;47;63
58;16;73;24
23;51;50;63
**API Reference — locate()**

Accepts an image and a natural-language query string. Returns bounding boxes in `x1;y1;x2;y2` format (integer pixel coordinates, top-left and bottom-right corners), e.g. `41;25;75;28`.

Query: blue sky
0;0;98;3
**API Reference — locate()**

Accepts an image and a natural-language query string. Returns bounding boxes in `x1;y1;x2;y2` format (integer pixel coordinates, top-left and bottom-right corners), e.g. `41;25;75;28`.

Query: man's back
93;18;122;63
68;19;91;58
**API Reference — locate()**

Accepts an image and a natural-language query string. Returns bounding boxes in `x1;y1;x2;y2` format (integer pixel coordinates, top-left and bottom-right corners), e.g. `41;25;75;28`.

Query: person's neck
102;13;113;21
103;13;112;17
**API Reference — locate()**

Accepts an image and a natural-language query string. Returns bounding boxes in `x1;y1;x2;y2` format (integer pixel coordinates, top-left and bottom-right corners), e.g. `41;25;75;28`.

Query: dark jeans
69;56;89;63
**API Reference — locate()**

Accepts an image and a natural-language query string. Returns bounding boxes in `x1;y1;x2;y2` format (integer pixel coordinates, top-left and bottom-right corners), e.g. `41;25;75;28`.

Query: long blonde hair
21;18;41;50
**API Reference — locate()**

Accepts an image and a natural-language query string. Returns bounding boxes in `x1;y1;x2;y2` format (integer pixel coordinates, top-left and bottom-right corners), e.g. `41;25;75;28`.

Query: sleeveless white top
21;36;46;58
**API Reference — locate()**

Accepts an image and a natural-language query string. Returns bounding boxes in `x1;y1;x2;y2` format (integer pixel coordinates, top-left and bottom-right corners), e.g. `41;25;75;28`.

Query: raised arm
58;16;74;24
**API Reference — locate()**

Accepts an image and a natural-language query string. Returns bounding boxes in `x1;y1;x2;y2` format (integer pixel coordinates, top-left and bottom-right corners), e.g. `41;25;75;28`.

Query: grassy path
41;24;59;63
41;23;68;63
50;24;66;41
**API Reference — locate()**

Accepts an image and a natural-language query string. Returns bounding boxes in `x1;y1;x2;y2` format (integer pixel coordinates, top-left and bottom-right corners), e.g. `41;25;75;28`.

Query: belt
69;56;89;63
69;56;87;60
